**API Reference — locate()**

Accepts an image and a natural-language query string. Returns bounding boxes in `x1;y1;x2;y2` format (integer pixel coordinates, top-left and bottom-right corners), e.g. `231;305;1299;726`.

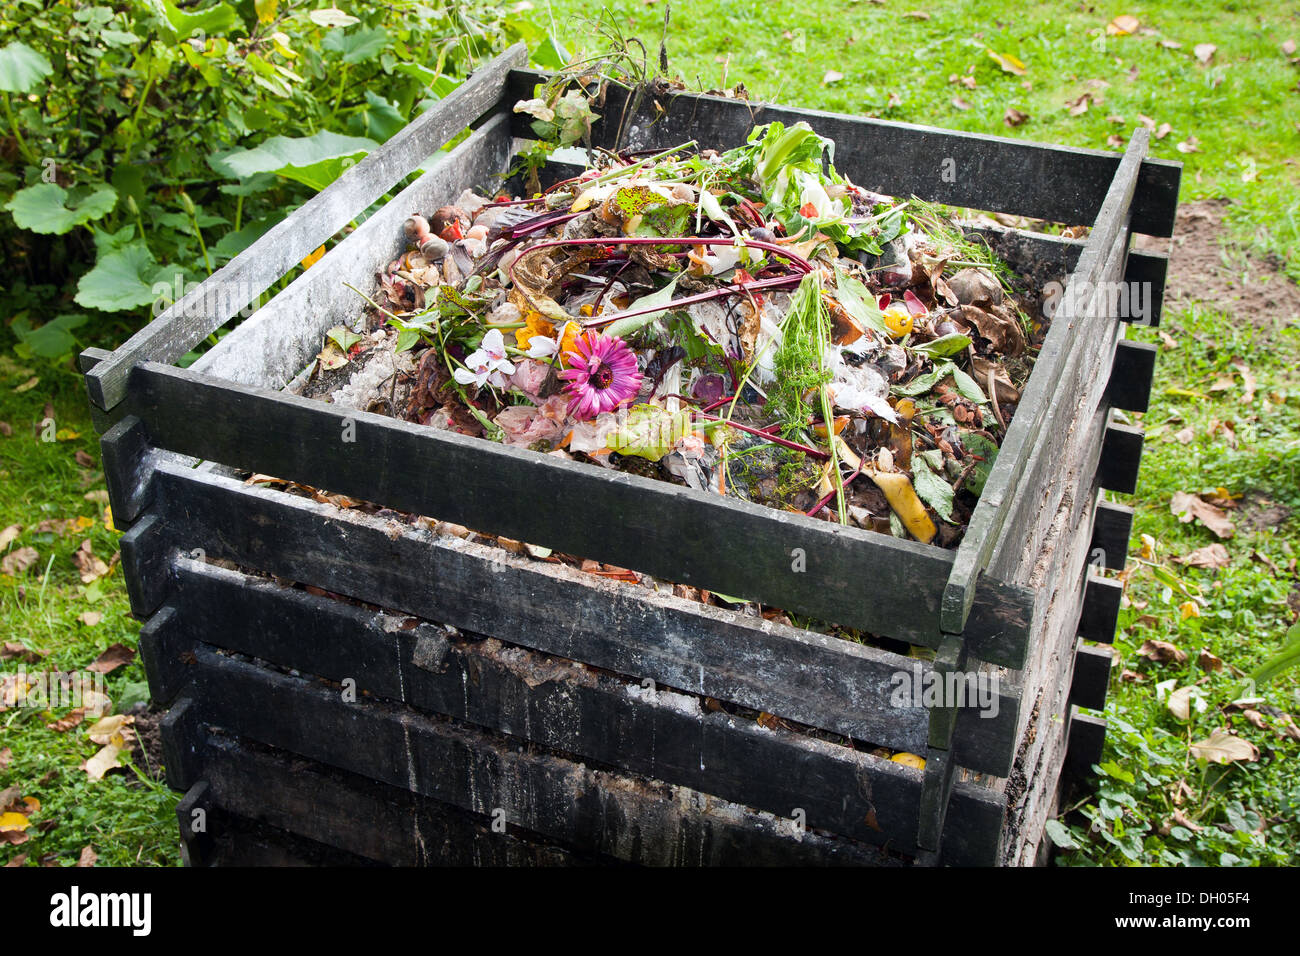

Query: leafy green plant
1;1;565;365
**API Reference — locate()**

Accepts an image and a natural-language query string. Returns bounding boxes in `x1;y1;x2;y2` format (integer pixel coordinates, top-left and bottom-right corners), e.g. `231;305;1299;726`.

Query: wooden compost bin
81;44;1180;866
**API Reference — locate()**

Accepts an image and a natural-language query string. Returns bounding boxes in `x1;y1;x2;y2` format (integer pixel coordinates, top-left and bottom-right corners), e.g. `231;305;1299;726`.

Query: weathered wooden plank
1069;641;1113;711
191;113;516;393
123;362;1020;655
1097;419;1145;494
84;45;527;412
1090;500;1134;572
1106;339;1158;413
134;460;1018;775
941;129;1150;634
188;648;905;866
198;733;601;866
1078;574;1124;645
508;71;1180;236
160;556;933;847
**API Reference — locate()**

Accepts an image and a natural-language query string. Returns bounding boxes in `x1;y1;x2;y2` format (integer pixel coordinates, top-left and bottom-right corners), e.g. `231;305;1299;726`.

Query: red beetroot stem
692;411;830;460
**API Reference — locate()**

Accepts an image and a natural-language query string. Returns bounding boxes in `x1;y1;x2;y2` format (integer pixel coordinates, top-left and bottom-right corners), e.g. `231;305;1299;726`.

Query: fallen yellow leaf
0;812;30;832
300;245;326;269
1180;601;1201;620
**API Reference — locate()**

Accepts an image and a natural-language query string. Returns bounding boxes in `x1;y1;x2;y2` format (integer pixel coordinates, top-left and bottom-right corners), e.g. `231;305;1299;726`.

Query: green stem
2;92;39;166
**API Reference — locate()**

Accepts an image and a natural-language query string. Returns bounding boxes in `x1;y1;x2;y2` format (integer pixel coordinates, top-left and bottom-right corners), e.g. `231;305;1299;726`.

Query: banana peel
833;436;937;544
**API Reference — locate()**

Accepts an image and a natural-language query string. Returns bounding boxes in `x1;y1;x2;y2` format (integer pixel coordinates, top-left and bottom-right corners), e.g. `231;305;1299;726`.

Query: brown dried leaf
1193;43;1217;63
74;450;95;469
1177;543;1230;569
951;96;972;111
0;748;10;770
1;546;39;576
87;642;136;675
72;539;110;584
1190;729;1259;764
78;611;103;627
1003;107;1029;127
0;524;19;549
1197;648;1224;672
1106;14;1140;35
1066;92;1092;116
46;707;85;732
1170;491;1235;538
1139;640;1188;664
77;845;97;867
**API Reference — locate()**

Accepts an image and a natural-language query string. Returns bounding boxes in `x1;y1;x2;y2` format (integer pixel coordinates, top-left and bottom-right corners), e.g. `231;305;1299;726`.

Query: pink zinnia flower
559;332;643;420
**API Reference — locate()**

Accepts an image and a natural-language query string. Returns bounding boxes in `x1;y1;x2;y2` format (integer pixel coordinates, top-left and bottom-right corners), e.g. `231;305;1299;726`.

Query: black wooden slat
159;556;929;848
100;415;152;529
137;604;188;706
123;362;1030;659
199;734;601;866
1069;641;1113;711
1097;421;1145;494
188;648;902;866
174;781;215;867
507;71;1180;237
142;459;921;749
1089;500;1134;572
136;460;1018;775
1106;339;1158;413
84;44;527;412
1078;575;1124;645
1063;708;1108;782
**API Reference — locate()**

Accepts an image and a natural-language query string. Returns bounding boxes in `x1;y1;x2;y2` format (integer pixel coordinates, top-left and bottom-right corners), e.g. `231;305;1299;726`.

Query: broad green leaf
217;130;377;191
911;453;955;523
309;7;360;27
834;268;888;335
951;366;989;404
74;241;171;312
962;431;999;496
914;332;972;358
323;25;388;63
212;212;284;261
326;325;362;352
11;312;89;360
142;0;238;38
606;404;694;461
5;183;117;235
532;35;570;71
348;90;405;142
604;275;681;339
0;42;53;93
1043;819;1078;850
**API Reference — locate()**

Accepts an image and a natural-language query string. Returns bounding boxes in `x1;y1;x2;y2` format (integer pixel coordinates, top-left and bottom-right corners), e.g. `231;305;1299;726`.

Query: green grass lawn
2;0;1298;867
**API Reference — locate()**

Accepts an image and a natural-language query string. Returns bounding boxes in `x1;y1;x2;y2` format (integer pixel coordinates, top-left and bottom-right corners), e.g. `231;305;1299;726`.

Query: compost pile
314;118;1042;549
